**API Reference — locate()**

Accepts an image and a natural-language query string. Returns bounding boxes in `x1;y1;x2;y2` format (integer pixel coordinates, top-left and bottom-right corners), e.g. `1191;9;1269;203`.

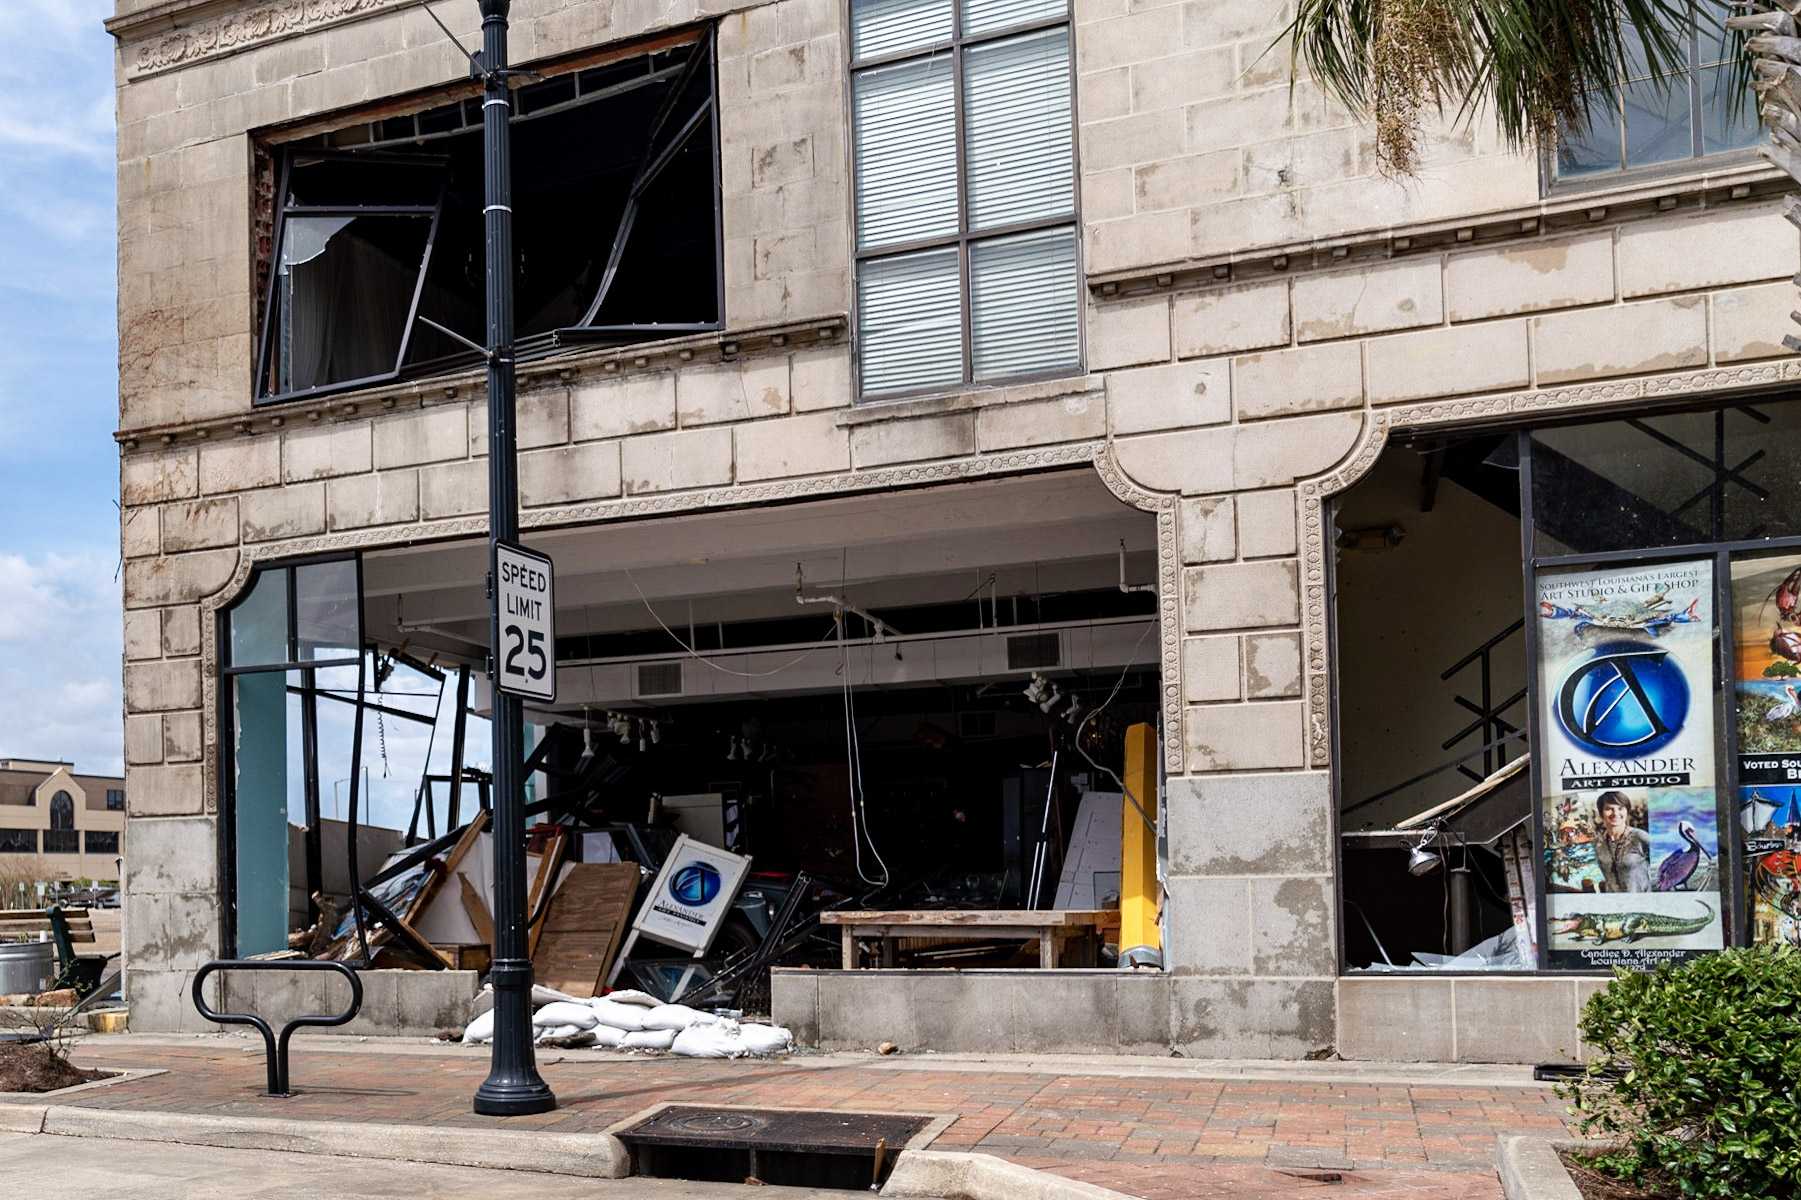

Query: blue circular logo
1555;640;1690;757
669;861;721;906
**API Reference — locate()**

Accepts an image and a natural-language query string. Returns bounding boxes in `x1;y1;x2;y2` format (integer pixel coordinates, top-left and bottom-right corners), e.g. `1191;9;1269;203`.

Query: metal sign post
472;0;556;1118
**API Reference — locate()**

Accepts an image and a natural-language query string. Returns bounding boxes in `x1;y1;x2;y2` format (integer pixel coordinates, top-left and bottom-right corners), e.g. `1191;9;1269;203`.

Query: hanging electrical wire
837;610;890;888
624;567;838;678
1069;622;1158;835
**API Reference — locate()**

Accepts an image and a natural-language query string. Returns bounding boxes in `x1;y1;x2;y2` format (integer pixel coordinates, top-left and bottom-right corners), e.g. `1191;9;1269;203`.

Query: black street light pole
472;0;556;1117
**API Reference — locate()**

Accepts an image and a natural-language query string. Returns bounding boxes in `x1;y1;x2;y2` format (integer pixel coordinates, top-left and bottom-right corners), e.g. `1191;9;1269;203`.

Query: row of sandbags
461;985;792;1058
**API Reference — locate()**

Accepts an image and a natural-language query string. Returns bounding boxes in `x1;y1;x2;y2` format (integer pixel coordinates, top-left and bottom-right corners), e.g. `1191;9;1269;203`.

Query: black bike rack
191;959;364;1096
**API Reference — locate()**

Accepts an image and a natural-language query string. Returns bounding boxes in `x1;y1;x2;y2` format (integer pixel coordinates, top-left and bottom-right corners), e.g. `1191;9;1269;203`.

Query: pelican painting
1657;820;1712;893
1765;685;1801;723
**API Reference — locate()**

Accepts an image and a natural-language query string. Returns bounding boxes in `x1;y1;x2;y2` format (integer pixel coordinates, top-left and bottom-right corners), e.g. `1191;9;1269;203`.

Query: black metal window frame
1542;0;1761;192
0;829;35;854
105;789;125;812
845;0;1084;401
252;27;725;407
84;830;120;856
1332;391;1801;977
216;552;364;958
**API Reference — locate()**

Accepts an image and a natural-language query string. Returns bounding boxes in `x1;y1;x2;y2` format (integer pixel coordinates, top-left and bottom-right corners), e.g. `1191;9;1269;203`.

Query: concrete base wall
209;968;480;1038
776;968;1606;1063
1337;975;1607;1065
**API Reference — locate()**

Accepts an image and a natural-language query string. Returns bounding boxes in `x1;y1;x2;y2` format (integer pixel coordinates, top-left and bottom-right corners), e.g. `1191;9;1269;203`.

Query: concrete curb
1498;1135;1612;1200
30;1105;630;1179
882;1150;1136;1200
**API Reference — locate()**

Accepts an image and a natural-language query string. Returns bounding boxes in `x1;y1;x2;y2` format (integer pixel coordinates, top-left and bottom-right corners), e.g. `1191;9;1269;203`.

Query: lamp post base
473;1079;558;1116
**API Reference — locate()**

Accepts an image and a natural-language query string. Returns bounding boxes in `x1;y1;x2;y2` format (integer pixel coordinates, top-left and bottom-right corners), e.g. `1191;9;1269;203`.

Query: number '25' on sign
494;542;556;701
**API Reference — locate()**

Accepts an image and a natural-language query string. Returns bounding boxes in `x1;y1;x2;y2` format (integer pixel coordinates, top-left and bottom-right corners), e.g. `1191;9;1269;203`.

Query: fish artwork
1539;592;1702;640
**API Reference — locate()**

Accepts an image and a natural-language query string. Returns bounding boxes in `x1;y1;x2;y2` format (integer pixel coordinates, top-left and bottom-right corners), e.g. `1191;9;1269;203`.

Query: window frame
105;789;124;812
85;830;120;856
0;829;35;854
1542;1;1762;193
1332;392;1801;978
251;28;725;407
846;0;1084;401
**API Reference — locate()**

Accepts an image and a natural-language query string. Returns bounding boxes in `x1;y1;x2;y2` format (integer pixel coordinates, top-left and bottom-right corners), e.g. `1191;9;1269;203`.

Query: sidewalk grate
617;1105;930;1190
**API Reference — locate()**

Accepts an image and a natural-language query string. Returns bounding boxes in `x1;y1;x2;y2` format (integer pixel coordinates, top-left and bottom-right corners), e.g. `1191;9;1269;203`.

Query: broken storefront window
255;32;722;405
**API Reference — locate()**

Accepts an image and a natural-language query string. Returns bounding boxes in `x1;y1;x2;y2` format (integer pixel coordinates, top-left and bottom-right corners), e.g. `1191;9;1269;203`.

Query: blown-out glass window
849;0;1080;398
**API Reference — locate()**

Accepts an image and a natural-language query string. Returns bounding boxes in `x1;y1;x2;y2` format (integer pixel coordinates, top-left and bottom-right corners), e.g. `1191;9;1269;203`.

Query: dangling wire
837;610;889;888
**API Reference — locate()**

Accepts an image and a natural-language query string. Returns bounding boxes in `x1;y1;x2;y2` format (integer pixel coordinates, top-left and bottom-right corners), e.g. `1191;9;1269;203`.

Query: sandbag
736;1023;793;1056
471;982;584;1017
534;1023;587;1042
670;1023;741;1058
461;1008;495;1045
671;1021;792;1058
620;1028;677;1051
532;1001;600;1030
641;1003;717;1032
587;998;651;1032
589;1024;627;1048
602;989;660;1007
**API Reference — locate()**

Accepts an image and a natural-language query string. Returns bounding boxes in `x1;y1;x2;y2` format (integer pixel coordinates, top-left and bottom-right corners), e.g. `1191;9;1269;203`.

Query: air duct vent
1006;632;1061;671
636;661;684;698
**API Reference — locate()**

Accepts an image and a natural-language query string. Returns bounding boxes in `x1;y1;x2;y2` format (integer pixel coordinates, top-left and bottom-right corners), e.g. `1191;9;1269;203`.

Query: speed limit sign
493;542;556;701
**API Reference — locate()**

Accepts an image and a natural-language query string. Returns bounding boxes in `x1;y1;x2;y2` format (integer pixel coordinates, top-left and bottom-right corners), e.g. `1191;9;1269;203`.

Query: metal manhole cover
668;1111;766;1136
619;1105;929;1153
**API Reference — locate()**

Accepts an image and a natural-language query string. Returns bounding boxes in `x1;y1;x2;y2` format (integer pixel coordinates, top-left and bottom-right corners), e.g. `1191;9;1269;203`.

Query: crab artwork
1538;591;1702;640
1767;567;1801;669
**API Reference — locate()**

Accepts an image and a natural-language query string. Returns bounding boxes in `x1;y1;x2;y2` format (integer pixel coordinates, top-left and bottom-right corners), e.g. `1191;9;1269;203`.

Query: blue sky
0;1;124;774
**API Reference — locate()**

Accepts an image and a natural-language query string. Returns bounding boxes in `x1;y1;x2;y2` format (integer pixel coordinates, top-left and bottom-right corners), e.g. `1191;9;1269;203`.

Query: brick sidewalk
56;1041;1572;1199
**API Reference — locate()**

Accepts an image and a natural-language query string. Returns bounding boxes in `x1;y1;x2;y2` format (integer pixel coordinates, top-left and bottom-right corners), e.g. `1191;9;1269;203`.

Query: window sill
839;371;1100;428
1542;148;1774;201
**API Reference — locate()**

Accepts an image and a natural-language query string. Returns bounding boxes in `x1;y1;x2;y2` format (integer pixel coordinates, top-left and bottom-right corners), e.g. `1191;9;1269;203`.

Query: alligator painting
1552;903;1714;945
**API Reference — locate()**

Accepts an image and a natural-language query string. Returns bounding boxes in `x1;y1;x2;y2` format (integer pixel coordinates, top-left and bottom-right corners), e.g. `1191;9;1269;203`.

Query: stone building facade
107;0;1799;1056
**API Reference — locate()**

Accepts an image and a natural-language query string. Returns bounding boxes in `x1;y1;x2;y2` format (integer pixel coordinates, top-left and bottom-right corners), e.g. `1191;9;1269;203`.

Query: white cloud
0;549;123;774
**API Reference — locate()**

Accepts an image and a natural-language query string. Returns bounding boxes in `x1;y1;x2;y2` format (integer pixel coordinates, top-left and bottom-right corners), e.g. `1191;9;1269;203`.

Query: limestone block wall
1074;0;1538;278
110;0;847;435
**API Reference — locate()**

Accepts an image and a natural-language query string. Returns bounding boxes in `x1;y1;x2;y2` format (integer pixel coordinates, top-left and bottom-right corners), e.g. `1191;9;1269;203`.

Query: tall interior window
255;30;722;404
849;0;1081;398
44;792;76;854
1552;0;1759;184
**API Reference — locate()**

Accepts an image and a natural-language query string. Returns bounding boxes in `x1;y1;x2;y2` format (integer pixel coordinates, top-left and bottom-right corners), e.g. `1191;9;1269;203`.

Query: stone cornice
106;0;411;78
116;314;847;450
1089;158;1789;302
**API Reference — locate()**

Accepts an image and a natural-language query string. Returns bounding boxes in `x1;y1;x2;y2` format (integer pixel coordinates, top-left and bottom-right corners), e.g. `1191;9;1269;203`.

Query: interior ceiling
362;469;1153;661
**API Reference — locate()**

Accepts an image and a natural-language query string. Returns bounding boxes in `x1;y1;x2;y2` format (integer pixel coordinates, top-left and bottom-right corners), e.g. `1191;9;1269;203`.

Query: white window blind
852;0;953;61
963;27;1074;231
960;0;1067;39
970;227;1079;381
853;56;959;250
857;248;964;395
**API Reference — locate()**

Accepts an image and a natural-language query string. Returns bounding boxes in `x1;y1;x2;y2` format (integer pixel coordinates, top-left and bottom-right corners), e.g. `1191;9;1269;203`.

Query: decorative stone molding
117;315;848;450
1088;159;1784;303
1094;444;1184;776
1294;356;1801;770
108;0;409;79
195;438;1117;809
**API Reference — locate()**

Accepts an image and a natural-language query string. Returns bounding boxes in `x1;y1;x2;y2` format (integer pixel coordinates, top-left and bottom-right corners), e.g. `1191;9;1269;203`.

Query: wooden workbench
819;909;1120;969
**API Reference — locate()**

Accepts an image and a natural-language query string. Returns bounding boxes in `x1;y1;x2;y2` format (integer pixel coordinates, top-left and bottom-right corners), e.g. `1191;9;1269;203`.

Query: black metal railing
1439;618;1526;783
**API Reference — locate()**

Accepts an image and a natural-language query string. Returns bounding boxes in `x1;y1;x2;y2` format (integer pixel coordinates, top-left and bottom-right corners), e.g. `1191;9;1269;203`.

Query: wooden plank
458;873;495;945
841;927;857;970
818;909;1117;928
532;862;639;997
525;827;569;960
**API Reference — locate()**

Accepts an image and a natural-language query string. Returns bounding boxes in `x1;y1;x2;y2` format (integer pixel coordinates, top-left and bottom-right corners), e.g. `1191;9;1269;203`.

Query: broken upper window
849;0;1080;398
255;31;722;405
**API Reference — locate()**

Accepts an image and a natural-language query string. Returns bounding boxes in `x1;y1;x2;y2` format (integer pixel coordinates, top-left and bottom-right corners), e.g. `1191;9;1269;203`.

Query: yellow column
1119;722;1160;955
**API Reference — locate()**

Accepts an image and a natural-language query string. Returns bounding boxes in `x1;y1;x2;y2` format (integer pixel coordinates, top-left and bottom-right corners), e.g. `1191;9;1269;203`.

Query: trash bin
0;940;55;996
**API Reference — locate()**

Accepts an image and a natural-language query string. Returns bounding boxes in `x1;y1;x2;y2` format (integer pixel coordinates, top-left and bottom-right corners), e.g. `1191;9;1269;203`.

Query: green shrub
1563;947;1801;1199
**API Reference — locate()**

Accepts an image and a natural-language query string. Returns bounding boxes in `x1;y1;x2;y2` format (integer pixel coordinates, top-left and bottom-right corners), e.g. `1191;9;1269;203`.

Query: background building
0;757;126;890
105;0;1797;1059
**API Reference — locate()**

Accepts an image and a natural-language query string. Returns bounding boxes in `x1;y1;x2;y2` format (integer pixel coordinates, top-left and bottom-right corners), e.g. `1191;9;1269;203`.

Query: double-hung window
849;0;1081;399
1551;0;1759;186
